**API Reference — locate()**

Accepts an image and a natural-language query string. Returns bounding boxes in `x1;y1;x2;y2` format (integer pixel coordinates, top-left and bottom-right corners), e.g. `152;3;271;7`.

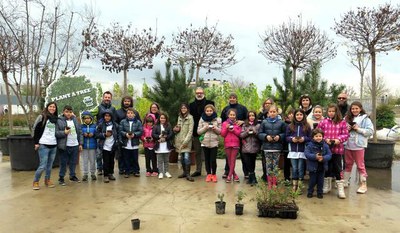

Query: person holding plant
197;104;221;183
32;102;59;190
141;114;158;177
305;128;332;199
221;108;242;183
344;101;374;194
240;111;261;185
307;105;325;129
286;109;311;193
258;105;286;189
317;104;349;199
152;112;174;179
80;111;97;182
174;103;195;182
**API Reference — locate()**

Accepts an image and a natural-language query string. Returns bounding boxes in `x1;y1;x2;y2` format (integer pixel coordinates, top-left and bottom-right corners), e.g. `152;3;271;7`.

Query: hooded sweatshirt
81;111;97;149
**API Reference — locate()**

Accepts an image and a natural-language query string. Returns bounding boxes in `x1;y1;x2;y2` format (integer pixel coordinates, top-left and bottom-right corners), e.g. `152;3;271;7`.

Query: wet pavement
0;154;400;233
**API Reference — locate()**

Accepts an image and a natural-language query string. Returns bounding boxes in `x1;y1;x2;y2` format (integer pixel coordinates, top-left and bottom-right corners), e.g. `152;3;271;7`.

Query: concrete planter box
365;140;395;169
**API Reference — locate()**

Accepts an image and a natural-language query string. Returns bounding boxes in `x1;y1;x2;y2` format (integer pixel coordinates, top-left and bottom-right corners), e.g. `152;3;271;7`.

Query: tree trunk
195;65;200;85
370;51;377;142
292;66;297;108
1;71;14;135
123;69;128;96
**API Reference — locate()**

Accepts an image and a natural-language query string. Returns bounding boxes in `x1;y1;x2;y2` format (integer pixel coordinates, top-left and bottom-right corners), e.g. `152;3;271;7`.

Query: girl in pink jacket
221;109;241;183
140;114;158;177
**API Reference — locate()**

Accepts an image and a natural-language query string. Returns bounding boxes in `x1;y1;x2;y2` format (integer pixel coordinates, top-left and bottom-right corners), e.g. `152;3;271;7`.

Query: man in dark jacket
220;93;248;179
337;92;349;119
189;87;215;177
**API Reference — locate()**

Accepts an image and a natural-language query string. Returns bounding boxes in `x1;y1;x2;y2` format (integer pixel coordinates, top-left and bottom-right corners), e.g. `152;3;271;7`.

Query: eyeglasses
265;102;272;105
337;97;347;100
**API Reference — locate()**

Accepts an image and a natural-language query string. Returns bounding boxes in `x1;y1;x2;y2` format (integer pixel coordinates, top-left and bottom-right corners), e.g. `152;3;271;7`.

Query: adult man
115;96;141;175
91;91;117;175
220;93;248;178
337;92;349;119
189;87;215;177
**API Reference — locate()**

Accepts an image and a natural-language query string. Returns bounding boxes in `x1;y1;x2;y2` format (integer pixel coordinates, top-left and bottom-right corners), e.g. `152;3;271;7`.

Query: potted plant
256;171;300;219
215;193;226;215
235;190;246;215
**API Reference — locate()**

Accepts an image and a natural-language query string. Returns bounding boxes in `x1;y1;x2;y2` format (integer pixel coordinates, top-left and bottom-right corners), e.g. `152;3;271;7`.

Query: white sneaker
158;173;164;179
165;172;172;178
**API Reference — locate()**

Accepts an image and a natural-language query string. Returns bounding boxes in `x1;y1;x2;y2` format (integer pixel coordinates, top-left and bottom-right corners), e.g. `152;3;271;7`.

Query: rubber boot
178;161;186;178
357;176;367;194
250;173;257;185
185;165;194;182
323;178;330;194
292;180;298;192
343;172;351;188
246;173;253;184
337;180;346;199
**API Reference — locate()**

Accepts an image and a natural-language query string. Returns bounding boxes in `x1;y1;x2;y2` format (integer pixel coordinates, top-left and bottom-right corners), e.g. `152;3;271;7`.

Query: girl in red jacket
221;109;242;183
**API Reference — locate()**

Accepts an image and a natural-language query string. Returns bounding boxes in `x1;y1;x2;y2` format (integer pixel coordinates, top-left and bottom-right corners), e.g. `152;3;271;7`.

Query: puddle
366;160;400;192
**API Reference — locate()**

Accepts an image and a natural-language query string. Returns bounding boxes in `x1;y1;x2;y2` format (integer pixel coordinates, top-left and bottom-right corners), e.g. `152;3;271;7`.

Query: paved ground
0;155;400;233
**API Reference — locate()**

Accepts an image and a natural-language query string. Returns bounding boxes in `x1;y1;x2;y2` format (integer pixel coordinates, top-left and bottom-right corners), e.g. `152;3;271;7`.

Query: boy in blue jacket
305;128;332;199
81;111;97;181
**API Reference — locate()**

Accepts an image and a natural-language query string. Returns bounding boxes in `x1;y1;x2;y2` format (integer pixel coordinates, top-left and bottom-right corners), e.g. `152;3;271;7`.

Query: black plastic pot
0;137;9;155
365;140;395;168
215;201;226;214
235;203;244;215
8;134;38;171
131;218;140;230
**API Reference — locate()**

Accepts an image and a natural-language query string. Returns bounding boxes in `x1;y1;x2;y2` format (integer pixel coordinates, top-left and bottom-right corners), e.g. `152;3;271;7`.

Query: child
282;110;294;183
81;111;97;181
258;105;286;189
317;103;349;199
344;101;374;194
307;105;324;129
305;128;332;199
55;105;83;185
95;109;119;183
221;108;242;183
197;104;221;183
141;114;158;177
152;112;174;179
239;110;261;185
32;102;58;190
286;109;311;192
119;108;143;178
174;103;195;182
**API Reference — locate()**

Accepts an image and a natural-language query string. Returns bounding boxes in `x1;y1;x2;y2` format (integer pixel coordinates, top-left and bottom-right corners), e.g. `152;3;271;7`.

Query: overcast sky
75;0;400;96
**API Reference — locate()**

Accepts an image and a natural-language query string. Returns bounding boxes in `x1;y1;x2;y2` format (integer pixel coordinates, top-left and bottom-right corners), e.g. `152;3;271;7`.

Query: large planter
257;201;299;219
365;140;395;169
0;137;9;155
8;134;38;171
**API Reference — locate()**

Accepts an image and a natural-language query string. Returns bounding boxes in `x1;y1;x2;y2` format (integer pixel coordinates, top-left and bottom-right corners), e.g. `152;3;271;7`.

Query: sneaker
97;169;103;175
82;175;88;182
45;179;55;188
317;193;323;199
134;173;140;177
119;170;125;175
124;174;129;178
158;173;164;179
165;172;172;178
58;177;66;186
33;182;40;190
70;176;81;183
233;175;240;182
91;174;97;181
307;193;313;198
244;175;249;180
191;171;201;177
104;176;109;183
146;172;151;177
151;172;159;177
206;174;212;182
212;174;218;183
222;173;228;179
226;178;232;183
108;174;116;180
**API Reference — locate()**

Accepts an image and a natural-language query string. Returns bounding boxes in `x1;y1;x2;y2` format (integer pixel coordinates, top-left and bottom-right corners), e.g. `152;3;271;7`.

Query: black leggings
203;147;218;175
243;153;257;174
325;153;343;180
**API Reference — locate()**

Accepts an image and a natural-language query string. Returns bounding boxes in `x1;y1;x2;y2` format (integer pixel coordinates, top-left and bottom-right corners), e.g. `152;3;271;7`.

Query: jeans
34;145;57;182
291;158;305;180
180;152;191;166
80;149;96;175
203;147;217;175
102;149;115;176
308;170;325;195
122;148;139;174
117;146;126;173
59;146;79;177
192;137;204;173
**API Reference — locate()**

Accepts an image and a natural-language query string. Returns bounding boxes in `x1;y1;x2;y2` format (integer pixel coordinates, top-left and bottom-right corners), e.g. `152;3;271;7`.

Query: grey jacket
55;116;83;150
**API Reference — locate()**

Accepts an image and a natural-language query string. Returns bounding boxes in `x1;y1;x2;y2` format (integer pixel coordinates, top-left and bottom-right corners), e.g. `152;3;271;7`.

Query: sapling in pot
215;193;226;214
235;190;246;215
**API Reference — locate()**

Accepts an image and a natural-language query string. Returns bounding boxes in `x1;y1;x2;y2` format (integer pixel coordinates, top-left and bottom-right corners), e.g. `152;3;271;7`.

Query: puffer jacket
152;124;174;151
174;114;194;153
258;118;286;151
305;140;332;172
345;114;374;149
285;123;311;152
55;116;83;151
95;109;119;151
141;125;156;148
197;117;221;148
81;112;97;150
220;120;241;148
119;118;143;148
240;123;261;154
317;118;349;154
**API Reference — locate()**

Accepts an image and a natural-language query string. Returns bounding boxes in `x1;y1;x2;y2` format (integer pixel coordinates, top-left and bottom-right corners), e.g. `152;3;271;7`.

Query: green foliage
236;190;246;204
0;127;31;137
217;193;225;202
113;82;122;99
96;83;103;104
0;115;31;127
145;61;193;125
376;104;396;129
274;60;294;115
127;84;134;97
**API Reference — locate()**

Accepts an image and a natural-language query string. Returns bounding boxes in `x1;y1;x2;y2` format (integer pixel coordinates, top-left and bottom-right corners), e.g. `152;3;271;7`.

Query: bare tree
364;75;389;98
334;3;400;141
165;21;238;85
229;77;248;89
259;15;337;103
85;22;164;95
344;86;357;98
346;45;370;100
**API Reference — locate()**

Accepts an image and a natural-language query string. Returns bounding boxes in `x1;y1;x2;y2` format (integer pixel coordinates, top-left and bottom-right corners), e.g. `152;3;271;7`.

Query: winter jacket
91;101;116;125
81;111;97;150
345;114;374;149
55;116;83;151
115;108;141;124
197;117;221;148
258;118;286;151
317;118;349;154
95;109;119;151
141;125;156;148
305;140;332;172
221;103;248;122
240;122;261;154
174;114;194;153
285;123;311;153
152;124;174;151
119;118;143;148
189;98;215;137
220;120;241;148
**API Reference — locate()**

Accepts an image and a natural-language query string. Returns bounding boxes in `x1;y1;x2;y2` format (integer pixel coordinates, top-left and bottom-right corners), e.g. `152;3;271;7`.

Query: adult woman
299;94;313;117
32;102;59;190
148;102;160;123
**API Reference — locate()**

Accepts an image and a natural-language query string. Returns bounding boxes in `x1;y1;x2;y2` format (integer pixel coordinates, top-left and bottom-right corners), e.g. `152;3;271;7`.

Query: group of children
32;99;374;202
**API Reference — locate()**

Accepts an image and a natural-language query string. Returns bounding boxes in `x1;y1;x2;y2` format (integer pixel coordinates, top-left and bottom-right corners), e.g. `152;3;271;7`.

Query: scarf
267;117;278;123
201;112;217;122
